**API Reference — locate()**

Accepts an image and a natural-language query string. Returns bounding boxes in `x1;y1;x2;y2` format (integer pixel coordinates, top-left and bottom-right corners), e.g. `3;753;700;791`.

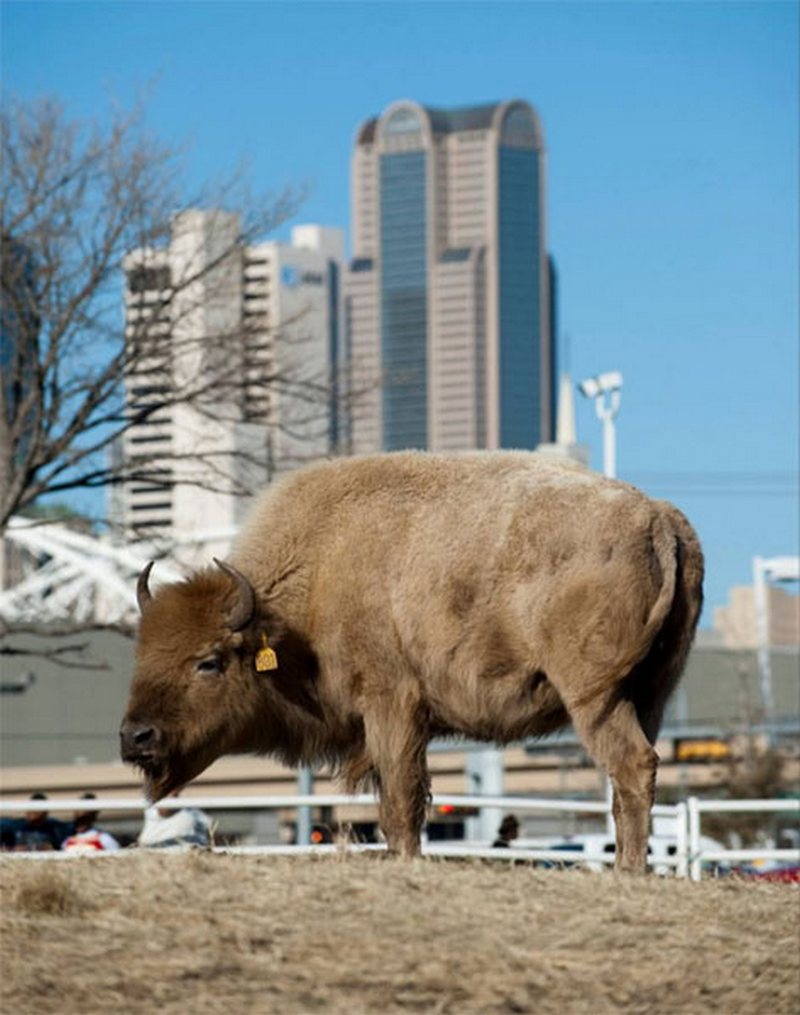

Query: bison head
120;558;277;802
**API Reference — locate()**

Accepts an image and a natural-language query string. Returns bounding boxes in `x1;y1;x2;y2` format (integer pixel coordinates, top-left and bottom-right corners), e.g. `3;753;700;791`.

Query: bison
120;452;703;872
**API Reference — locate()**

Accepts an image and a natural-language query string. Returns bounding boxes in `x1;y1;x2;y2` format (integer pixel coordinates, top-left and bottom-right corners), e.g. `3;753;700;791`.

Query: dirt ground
1;852;798;1015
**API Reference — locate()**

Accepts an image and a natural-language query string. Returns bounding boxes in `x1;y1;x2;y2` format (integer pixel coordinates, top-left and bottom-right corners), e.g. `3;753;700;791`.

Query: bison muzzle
121;451;703;872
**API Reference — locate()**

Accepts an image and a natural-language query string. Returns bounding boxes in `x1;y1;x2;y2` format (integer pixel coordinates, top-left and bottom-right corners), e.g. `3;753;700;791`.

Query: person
61;792;121;852
492;814;520;848
137;792;212;849
0;792;73;851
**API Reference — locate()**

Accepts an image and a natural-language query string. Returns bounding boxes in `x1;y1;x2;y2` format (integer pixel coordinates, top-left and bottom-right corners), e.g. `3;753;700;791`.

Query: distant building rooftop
356;100;526;146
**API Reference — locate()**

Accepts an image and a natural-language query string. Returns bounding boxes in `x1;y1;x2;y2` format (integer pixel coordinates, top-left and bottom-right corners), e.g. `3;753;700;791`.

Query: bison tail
570;506;701;715
638;510;680;651
627;504;704;742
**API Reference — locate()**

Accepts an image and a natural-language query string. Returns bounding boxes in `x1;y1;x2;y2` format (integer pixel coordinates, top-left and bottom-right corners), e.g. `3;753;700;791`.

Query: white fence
686;797;799;881
1;793;797;881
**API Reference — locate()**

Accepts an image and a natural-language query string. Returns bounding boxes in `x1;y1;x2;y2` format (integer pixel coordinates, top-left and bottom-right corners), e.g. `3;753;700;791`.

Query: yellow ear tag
255;633;278;673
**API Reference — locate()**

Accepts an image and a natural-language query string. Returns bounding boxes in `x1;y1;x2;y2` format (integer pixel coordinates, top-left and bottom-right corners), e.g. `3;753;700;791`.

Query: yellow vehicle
675;739;731;763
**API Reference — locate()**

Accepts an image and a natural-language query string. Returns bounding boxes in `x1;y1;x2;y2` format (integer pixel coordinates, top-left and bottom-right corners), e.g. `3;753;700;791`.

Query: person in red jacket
61;793;120;852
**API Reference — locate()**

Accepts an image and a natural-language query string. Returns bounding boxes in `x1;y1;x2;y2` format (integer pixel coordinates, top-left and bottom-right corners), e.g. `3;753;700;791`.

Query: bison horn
137;561;155;613
213;558;255;631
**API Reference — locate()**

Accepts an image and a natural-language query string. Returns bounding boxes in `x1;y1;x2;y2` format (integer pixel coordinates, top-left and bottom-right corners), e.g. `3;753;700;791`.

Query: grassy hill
2;853;798;1013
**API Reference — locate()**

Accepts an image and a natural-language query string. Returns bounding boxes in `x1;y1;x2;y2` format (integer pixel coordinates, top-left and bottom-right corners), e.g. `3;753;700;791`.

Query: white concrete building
714;584;800;649
117;210;343;559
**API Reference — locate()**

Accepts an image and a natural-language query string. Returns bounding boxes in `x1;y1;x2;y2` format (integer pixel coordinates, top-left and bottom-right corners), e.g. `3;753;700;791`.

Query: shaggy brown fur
121;451;704;872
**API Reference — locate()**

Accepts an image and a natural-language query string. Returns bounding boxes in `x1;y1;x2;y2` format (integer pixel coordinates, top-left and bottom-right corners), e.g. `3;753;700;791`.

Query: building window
384;107;423;137
127;266;171;293
129;433;171;445
130;384;169;397
498;146;541;449
131;501;172;512
132;519;170;531
380;151;428;450
500;106;537;148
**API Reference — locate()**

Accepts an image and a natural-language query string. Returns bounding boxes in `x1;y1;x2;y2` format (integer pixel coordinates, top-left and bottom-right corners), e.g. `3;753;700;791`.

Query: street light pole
579;372;623;481
597;389;621;480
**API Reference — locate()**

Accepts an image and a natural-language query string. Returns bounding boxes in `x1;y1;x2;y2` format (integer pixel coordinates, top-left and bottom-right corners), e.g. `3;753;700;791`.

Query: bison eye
196;657;223;675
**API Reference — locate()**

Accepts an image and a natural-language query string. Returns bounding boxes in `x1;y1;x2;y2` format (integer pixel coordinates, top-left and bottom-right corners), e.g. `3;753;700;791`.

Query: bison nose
120;720;158;762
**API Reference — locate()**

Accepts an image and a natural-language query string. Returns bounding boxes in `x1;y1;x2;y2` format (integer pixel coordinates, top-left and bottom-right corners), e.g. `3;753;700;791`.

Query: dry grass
9;868;90;919
1;852;798;1014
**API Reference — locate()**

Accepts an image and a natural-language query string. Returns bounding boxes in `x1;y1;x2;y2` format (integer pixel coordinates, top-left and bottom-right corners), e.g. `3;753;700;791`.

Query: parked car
736;858;800;883
522;833;726;875
751;865;800;883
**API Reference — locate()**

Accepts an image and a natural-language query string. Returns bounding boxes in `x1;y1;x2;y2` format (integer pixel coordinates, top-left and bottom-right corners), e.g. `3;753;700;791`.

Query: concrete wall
2;633;797;771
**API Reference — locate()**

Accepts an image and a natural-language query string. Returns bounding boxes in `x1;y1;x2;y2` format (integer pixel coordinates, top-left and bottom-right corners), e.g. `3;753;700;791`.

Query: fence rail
1;793;797;881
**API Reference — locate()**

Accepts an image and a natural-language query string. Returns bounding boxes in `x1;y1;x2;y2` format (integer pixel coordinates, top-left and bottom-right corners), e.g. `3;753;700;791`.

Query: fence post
688;796;702;882
674;801;689;878
296;767;313;845
465;748;504;842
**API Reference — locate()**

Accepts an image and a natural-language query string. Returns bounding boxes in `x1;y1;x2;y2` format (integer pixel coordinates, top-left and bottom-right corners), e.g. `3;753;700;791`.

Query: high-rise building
713;585;800;649
346;98;555;454
117;210;343;555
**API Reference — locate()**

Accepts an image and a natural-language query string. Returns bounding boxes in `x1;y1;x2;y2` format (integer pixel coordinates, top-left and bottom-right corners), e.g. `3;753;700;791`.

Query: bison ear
213;558;255;632
137;561;155;613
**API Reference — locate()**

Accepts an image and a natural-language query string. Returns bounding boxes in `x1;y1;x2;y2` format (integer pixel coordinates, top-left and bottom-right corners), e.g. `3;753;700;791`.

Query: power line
623;470;798;497
626;470;797;483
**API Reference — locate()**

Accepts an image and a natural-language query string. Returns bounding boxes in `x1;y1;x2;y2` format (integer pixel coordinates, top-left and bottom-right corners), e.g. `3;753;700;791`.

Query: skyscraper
346;98;555;455
117;210;343;555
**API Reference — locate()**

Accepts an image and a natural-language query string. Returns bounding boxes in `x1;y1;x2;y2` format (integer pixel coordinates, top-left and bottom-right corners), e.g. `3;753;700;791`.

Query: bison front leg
363;694;430;858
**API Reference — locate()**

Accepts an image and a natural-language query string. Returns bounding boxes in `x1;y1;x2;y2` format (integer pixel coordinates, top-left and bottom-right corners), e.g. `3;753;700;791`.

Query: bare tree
0;94;339;534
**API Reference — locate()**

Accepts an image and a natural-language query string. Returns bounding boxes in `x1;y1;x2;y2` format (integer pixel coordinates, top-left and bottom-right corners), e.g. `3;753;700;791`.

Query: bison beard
121;451;703;872
136;752;197;804
122;729;211;803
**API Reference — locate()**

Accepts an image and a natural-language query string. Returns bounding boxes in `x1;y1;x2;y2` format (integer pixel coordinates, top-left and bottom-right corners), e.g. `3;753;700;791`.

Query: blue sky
3;1;798;621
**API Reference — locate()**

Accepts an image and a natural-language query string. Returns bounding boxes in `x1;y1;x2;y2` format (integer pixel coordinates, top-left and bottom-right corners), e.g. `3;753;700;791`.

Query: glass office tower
380;142;428;449
346;99;555;454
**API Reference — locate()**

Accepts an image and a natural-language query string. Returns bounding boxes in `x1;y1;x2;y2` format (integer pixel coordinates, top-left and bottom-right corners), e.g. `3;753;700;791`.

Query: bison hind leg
564;687;658;875
623;650;676;747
